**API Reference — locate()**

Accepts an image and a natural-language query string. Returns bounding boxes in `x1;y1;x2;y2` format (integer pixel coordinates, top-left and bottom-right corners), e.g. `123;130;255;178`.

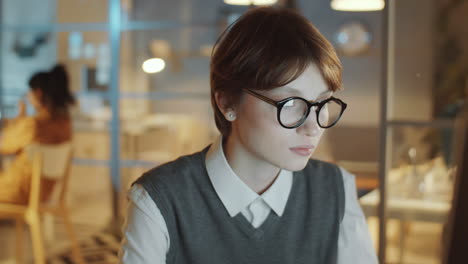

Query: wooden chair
0;142;84;264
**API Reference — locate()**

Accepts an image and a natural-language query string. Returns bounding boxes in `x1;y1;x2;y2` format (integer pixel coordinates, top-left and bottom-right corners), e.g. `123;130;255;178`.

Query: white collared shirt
120;138;378;263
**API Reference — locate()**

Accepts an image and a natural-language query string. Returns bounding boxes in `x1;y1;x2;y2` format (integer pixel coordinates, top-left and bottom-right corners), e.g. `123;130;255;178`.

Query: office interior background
0;0;467;263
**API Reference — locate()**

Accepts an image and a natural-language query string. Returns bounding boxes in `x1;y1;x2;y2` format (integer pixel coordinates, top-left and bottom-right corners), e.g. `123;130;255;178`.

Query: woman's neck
224;135;281;194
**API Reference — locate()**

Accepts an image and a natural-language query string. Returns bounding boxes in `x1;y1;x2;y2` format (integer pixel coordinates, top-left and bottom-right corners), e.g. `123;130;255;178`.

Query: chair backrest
25;142;73;207
26;142;72;179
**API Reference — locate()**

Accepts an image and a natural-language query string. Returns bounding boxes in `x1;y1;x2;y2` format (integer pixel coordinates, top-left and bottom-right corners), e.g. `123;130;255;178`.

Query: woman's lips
289;145;315;156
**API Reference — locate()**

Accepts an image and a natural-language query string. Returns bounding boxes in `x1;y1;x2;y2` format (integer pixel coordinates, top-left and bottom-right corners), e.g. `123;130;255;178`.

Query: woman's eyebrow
279;86;300;93
279;86;332;95
316;91;333;99
319;90;333;96
273;86;333;100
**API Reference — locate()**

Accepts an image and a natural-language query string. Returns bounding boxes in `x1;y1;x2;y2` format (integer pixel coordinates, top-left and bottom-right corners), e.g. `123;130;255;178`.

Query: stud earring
226;111;236;121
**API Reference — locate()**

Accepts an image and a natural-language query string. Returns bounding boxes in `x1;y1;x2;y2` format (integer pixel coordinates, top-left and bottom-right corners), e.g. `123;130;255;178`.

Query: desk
360;190;450;223
360;189;451;263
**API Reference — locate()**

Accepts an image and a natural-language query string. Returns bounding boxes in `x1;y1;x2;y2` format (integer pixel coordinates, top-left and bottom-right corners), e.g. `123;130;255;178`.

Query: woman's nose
297;108;321;137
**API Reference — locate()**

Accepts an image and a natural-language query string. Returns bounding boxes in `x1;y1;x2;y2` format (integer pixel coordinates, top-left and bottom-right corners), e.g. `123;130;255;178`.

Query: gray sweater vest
135;146;345;264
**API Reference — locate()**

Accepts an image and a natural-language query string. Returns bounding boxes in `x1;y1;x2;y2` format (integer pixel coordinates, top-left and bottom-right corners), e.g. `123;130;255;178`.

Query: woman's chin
277;157;311;172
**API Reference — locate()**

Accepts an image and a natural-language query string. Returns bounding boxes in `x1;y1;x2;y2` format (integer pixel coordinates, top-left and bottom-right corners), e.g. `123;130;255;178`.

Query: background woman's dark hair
28;64;75;117
210;7;343;138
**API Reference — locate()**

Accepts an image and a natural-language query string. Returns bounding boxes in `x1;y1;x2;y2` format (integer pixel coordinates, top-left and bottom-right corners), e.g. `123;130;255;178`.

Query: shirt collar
205;136;292;217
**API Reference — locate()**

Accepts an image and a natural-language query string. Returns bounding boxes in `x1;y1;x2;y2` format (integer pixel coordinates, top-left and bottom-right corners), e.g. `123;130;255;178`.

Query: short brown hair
210;7;342;138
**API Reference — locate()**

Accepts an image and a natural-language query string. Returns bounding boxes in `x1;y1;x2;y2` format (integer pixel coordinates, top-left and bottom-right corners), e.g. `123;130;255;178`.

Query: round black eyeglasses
244;89;347;129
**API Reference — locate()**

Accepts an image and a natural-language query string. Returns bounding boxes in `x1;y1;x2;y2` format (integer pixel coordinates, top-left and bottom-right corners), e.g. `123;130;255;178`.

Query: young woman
121;7;377;264
0;64;75;204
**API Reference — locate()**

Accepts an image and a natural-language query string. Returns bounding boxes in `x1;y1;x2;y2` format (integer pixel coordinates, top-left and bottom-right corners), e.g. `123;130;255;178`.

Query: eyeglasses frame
243;88;347;129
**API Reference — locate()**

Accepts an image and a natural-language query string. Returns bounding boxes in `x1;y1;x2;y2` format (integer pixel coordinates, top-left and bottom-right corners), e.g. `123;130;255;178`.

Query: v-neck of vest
230;172;301;239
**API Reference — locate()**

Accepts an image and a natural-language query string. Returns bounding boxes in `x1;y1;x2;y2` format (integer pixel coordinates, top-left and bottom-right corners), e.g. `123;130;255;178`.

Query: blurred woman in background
0;64;75;204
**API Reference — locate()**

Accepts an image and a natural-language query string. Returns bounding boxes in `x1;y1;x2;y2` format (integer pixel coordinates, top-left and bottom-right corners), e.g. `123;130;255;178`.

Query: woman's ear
35;89;43;100
215;91;229;115
215;91;237;121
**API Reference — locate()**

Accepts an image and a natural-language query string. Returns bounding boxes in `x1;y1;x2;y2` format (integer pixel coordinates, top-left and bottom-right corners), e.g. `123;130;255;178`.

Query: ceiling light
224;0;277;6
142;58;165;74
331;0;385;11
